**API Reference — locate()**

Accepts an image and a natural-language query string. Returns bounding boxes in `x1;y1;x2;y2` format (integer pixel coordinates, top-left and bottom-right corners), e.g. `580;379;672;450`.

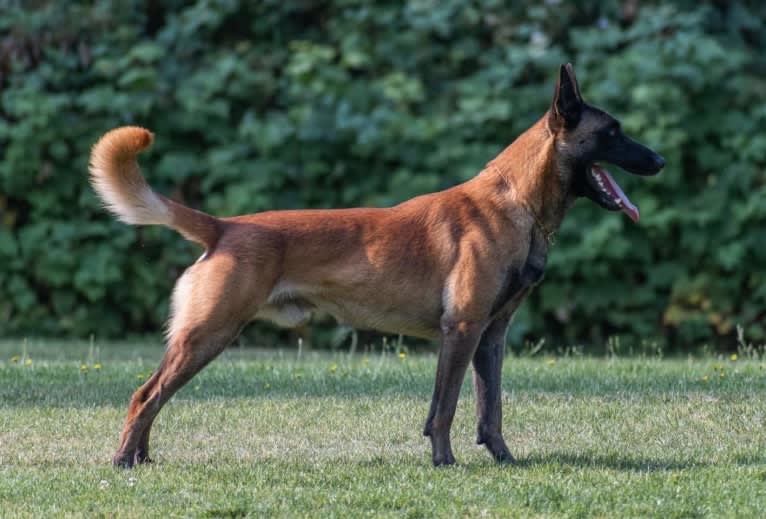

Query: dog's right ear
550;63;583;131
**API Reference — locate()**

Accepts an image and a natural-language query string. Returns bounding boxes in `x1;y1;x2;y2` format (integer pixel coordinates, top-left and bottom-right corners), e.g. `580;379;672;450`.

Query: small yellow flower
93;363;102;370
10;355;19;363
136;373;144;381
546;358;556;366
24;358;32;366
362;357;369;365
80;364;89;374
719;372;725;379
293;371;303;379
263;382;271;390
194;385;200;392
702;375;708;382
729;353;737;361
398;352;407;360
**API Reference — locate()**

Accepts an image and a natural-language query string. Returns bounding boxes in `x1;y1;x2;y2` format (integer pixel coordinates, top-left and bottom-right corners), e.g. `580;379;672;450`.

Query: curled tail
89;126;220;249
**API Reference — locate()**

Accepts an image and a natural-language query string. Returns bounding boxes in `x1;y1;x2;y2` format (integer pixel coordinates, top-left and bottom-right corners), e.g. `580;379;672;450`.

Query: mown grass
1;339;765;518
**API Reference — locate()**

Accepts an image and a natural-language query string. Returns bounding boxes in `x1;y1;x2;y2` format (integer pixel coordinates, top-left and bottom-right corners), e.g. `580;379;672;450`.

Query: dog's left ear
550;63;583;130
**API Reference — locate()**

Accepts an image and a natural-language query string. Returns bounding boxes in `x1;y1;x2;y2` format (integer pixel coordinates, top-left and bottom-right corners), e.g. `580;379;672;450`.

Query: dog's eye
607;128;617;137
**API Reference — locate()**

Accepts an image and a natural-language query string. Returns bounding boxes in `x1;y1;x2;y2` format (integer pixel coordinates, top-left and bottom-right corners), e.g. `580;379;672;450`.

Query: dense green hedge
1;1;765;349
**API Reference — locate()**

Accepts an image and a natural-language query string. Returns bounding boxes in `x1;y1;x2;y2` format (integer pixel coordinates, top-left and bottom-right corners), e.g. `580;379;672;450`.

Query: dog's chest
490;257;546;316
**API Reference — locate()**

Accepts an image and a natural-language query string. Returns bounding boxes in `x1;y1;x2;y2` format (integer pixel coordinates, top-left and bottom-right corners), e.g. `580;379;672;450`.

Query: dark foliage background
1;0;765;350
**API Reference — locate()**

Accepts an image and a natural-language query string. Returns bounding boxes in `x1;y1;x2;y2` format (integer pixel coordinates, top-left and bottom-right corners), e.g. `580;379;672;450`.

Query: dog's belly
256;282;441;339
316;298;441;339
255;301;314;328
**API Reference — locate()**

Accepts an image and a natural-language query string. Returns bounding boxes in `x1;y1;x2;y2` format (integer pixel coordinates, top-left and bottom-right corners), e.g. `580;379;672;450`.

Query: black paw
432;452;456;467
481;435;515;465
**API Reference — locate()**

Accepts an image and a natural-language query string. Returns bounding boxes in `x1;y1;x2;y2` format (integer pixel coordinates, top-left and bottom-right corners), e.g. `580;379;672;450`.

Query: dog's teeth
615;199;622;206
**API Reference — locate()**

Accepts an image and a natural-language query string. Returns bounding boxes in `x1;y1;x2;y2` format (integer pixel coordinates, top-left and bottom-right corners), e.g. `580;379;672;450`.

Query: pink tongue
592;165;639;223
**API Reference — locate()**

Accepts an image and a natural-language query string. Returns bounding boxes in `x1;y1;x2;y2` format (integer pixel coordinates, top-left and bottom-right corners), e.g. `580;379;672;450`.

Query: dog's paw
432;451;456;467
112;453;135;469
135;448;153;465
494;449;516;465
112;450;153;469
483;437;515;465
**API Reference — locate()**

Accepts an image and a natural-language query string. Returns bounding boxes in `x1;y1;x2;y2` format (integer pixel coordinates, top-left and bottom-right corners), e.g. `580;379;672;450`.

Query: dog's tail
89;126;220;249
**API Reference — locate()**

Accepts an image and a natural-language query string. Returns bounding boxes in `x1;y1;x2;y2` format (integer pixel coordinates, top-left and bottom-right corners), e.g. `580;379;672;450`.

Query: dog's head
549;64;665;222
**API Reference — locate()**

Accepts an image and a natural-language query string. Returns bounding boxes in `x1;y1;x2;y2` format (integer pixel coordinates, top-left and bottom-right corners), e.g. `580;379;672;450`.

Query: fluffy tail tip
90;126;168;226
128;126;154;150
93;126;154;159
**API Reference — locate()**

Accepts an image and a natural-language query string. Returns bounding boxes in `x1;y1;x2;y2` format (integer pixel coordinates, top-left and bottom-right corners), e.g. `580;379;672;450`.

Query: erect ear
550;63;583;130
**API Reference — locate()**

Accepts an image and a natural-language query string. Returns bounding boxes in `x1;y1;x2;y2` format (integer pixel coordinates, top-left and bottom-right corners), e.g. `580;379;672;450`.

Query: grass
1;339;765;517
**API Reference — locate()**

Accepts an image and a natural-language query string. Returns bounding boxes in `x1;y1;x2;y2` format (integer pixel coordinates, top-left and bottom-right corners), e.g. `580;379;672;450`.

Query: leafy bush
1;1;765;349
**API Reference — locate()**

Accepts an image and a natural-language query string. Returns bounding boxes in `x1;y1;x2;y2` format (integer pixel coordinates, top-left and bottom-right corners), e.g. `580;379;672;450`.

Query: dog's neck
484;115;572;243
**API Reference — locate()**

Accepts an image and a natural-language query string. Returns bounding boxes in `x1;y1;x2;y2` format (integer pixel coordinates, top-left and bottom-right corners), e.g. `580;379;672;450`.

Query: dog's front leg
471;258;543;464
423;317;485;466
471;303;525;464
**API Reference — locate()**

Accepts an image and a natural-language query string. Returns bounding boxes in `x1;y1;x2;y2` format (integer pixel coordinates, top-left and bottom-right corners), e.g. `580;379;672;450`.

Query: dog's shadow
492;451;765;472
513;451;705;472
349;451;707;472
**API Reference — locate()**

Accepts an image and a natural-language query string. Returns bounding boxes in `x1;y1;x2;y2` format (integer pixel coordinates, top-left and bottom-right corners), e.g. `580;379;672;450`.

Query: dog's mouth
586;164;640;223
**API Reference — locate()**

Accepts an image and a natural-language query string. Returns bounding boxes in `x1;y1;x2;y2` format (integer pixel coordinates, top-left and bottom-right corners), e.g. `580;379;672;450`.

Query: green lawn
1;339;765;518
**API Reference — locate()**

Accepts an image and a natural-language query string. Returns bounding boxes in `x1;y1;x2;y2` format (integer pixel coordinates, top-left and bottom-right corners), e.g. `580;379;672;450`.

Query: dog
90;63;664;468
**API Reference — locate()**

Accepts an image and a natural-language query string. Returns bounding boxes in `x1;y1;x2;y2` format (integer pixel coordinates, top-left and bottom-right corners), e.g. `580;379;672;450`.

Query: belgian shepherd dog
90;64;664;467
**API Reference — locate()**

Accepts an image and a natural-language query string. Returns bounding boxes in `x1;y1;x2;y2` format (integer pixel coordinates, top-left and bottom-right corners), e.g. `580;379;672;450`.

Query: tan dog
91;64;664;467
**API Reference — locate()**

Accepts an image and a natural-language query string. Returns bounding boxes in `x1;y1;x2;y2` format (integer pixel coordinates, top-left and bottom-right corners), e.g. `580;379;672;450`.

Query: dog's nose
653;154;666;170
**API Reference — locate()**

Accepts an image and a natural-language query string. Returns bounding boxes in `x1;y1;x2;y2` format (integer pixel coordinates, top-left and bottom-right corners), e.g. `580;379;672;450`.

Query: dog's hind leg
113;322;243;468
112;254;268;468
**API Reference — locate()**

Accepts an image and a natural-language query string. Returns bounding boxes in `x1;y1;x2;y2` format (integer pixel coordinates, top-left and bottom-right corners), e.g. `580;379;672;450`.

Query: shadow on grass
204;451;766;473
513;451;766;472
515;452;710;472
